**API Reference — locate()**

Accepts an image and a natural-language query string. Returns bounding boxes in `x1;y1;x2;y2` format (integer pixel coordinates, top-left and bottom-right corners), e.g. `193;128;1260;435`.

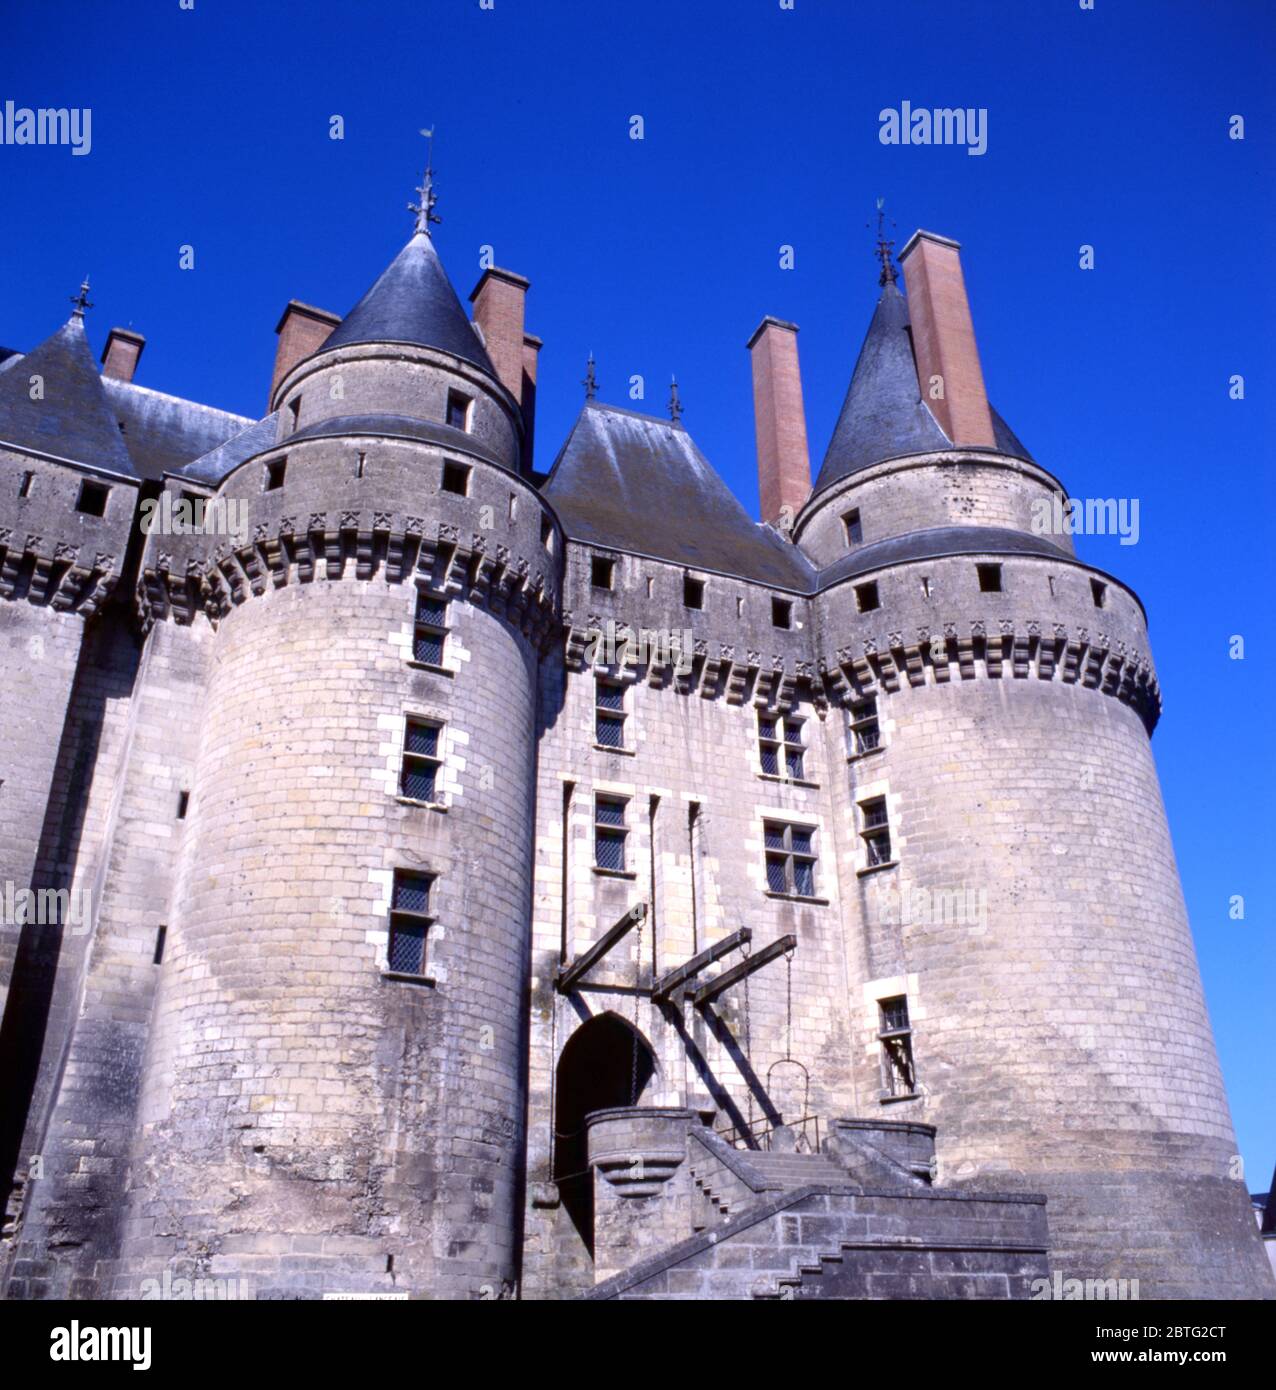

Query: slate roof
542;402;814;590
182;412;280;485
817;524;1072;589
103;378;253;482
320;231;496;377
814;282;1033;494
0;315;138;477
284;412;506;467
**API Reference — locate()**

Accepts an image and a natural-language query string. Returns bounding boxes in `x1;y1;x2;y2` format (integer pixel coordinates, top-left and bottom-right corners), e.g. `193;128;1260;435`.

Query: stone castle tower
0;177;1269;1301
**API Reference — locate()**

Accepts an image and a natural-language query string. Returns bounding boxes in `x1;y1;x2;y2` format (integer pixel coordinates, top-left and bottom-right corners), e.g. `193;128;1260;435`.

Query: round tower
799;231;1271;1299
119;192;559;1299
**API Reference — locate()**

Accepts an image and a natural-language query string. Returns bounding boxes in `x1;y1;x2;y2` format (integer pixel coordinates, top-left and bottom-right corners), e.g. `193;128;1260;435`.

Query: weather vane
69;276;93;317
668;375;683;424
408;127;442;235
583;352;598;401
870;197;897;286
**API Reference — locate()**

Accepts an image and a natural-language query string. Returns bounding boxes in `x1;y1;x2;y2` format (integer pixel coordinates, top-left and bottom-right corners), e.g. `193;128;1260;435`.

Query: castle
0;169;1270;1301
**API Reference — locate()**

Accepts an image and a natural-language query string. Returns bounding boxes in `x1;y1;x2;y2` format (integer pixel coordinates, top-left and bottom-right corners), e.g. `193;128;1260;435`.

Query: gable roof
103;377;253;481
543;402;814;590
0;315;137;477
320;231;496;377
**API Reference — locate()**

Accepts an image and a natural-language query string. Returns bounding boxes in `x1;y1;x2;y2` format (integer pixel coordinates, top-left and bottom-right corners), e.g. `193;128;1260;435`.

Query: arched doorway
553;1013;656;1256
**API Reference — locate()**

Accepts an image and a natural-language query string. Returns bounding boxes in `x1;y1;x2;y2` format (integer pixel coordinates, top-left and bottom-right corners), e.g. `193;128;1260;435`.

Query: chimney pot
898;230;996;447
101;328;145;383
270;300;341;409
747;316;811;530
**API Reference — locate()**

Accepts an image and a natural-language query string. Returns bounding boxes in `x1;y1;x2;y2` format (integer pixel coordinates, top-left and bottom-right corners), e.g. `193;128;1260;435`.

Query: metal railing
715;1114;822;1155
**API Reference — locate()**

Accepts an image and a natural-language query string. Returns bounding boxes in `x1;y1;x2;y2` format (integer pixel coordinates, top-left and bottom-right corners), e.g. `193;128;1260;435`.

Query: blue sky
3;1;1273;1184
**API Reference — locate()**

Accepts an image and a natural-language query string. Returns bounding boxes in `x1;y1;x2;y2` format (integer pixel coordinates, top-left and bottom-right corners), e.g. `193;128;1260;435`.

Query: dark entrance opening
553;1013;655;1257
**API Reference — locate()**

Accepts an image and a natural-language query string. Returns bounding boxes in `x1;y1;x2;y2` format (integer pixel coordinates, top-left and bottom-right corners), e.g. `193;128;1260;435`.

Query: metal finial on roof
407;127;442;236
583;352;598;401
668;375;683;424
69;276;94;317
871;197;897;287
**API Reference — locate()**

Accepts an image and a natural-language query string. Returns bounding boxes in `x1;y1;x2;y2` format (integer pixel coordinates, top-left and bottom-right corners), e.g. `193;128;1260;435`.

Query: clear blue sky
3;1;1272;1185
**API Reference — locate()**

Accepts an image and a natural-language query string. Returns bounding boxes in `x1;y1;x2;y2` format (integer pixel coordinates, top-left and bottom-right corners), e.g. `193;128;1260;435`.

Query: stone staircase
690;1144;846;1225
585;1115;1051;1301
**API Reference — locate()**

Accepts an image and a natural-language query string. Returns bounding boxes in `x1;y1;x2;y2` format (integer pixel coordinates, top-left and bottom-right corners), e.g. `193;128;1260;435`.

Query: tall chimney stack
270;300;340;407
747;316;811;530
520;331;541;473
100;328;145;383
469;268;530;404
898;230;996;447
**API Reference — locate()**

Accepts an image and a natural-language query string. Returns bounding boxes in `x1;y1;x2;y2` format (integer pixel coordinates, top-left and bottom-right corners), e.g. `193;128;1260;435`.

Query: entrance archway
553;1013;656;1255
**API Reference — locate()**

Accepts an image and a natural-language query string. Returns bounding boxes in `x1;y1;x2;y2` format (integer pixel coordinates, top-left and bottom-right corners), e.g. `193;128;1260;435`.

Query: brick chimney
747;316;811;529
898;230;996;447
469;268;530;404
271;300;340;406
520;332;541;472
100;328;145;383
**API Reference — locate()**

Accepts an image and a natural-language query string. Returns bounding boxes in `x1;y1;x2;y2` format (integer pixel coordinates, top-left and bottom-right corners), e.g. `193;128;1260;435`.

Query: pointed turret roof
544;402;813;589
814;281;1032;495
0;313;137;476
321;231;496;377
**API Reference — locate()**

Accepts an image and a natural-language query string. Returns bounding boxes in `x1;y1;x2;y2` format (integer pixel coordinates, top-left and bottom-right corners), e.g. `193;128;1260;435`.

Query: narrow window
509;492;517;521
878;996;917;1098
1090;578;1107;609
590;555;615;590
854;581;879;613
848;697;880;756
763;820;817;897
176;790;190;820
412;590;449;666
920;576;931;599
683;575;705;610
758;711;805;779
441;460;470;496
288;397;301;431
401;719;443;803
977;563;1002;593
388;870;435;976
541;516;554;552
75;480;110;516
594;679;626;749
843;509;862;547
771;597;792;629
446;390;471;431
264;458;286;492
18;471;34;498
356;451;366;478
859;796;893;867
594;795;628;871
153;925;168;966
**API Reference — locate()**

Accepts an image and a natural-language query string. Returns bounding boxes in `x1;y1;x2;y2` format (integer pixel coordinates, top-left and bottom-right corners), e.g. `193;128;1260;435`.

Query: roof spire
871;198;897;287
668;375;683;424
69;275;93;317
583;351;598;401
408;127;441;236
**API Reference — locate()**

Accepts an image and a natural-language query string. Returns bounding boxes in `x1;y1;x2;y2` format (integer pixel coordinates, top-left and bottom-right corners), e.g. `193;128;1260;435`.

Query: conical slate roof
0;314;137;476
814;281;1032;494
543;402;814;590
321;231;496;376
